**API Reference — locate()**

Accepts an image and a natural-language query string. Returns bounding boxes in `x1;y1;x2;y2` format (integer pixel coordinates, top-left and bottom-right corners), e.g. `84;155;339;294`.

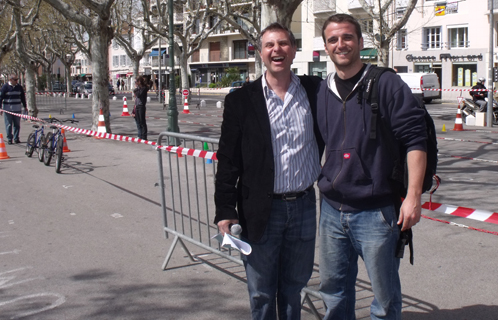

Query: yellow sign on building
435;6;446;16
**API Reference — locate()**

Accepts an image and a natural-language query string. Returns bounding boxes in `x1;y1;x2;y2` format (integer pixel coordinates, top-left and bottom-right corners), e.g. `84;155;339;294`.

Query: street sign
457;96;464;104
183;89;189;96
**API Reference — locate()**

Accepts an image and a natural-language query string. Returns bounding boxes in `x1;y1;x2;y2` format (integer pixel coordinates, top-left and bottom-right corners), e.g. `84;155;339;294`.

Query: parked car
229;80;251;93
52;82;67;92
397;72;441;103
81;83;92;97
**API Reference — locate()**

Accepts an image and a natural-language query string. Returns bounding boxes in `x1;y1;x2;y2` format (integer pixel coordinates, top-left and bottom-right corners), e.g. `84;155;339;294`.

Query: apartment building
68;0;497;101
294;0;497;101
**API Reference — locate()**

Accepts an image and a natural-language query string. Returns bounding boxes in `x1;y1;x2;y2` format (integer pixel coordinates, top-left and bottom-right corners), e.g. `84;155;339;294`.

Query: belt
272;185;313;201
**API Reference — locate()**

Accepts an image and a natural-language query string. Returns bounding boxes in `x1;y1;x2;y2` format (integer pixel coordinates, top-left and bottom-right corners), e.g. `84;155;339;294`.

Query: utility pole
158;37;162;104
167;0;179;143
488;0;495;127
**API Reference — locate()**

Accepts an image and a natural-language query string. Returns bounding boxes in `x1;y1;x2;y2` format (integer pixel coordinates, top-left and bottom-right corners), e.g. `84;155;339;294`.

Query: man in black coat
214;23;323;320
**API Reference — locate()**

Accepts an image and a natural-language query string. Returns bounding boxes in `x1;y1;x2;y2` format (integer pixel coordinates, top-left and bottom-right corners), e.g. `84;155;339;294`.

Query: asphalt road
1;95;498;319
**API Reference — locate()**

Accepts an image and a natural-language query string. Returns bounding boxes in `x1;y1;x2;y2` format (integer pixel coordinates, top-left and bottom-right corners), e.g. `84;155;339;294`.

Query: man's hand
398;194;421;231
217;219;239;236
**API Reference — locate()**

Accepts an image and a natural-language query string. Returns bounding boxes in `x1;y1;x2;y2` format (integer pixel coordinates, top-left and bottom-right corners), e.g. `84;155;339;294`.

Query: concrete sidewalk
1;98;498;319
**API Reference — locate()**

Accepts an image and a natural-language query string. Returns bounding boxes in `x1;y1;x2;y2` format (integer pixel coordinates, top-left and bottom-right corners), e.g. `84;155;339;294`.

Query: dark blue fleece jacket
316;65;427;212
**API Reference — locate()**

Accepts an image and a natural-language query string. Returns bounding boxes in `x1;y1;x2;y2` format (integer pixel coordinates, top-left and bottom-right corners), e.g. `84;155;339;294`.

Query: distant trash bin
200;100;206;108
216;101;222;109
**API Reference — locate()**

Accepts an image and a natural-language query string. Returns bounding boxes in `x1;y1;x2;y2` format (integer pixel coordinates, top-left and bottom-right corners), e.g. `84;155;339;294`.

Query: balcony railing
314;0;336;14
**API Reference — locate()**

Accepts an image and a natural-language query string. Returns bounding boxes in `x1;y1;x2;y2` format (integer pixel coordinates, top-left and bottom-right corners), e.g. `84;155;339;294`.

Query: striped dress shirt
262;72;320;194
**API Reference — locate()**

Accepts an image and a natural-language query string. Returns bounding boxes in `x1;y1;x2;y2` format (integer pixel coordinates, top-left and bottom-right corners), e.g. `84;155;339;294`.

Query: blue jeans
3;110;21;142
134;105;147;140
242;188;317;320
319;200;401;320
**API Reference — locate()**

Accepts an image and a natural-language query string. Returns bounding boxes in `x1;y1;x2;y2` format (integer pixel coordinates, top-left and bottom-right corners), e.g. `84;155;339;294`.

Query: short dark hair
258;22;296;49
322;13;362;43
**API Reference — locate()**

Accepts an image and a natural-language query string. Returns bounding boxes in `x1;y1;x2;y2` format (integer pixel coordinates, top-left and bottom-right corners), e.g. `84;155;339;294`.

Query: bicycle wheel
43;132;54;166
25;133;35;157
37;133;45;162
55;134;64;173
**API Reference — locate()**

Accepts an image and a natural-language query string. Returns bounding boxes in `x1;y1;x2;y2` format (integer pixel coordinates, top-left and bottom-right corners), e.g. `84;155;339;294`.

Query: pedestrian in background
116;79;121;91
0;74;27;144
132;76;149;140
214;23;324;320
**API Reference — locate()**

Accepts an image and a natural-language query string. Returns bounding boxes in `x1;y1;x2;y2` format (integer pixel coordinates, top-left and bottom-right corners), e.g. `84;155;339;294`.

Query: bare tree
8;0;42;117
0;7;17;64
218;0;304;77
356;0;418;67
112;0;158;82
42;0;115;132
142;0;230;93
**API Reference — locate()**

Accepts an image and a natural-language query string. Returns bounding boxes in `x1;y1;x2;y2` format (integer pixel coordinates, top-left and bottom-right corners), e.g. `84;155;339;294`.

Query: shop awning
80;74;86;77
126;72;133;76
360;48;378;59
149;49;167;57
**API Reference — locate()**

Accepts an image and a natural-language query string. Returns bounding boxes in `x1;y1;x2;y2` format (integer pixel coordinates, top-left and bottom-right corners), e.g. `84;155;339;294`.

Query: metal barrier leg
162;234;200;270
301;292;323;320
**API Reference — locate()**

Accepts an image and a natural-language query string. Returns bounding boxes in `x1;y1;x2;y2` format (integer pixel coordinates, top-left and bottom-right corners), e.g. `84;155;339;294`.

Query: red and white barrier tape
413;87;496;92
2;110;217;160
422;201;498;235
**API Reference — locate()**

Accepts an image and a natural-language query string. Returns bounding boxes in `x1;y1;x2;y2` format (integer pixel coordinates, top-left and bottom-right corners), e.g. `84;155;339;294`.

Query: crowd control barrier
156;131;324;319
155;131;442;318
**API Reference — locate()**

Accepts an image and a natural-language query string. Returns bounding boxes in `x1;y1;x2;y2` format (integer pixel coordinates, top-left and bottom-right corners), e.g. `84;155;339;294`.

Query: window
396;7;406;19
233;40;247;59
112;40;119;50
361;19;373;34
423;27;442;49
192;49;200;62
120;55;126;65
209;42;220;61
296;39;302;52
396;29;407;50
448;26;468;48
113;56;119;67
452;63;477;87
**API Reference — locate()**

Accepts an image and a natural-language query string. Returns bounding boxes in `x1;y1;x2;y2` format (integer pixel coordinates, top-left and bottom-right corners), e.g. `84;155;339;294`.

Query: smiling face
259;29;296;79
323;21;364;77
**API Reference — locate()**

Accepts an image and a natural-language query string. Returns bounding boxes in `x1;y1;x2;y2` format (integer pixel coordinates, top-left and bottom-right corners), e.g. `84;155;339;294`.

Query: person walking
317;13;427;320
0;74;27;144
116;79;121;92
132;76;149;140
214;23;324;320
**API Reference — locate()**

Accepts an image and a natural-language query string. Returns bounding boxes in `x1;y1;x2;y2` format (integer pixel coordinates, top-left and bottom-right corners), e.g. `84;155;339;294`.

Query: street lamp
167;0;179;143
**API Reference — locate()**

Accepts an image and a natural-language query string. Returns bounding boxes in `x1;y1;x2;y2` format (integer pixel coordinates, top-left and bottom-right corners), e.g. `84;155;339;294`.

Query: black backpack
364;66;439;197
362;66;440;264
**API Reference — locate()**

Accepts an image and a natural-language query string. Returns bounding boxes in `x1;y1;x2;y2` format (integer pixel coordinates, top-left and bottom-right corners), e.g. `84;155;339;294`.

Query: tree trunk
378;44;389;68
90;27;111;133
180;53;189;95
255;54;263;78
25;67;38;118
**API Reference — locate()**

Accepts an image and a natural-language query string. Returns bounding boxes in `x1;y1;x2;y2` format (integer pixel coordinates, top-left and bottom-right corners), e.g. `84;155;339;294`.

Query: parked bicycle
41;118;78;173
25;122;46;162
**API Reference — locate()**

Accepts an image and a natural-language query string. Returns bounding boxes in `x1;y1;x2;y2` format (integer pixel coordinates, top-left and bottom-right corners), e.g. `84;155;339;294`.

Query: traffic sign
183;89;189;96
457;96;464;104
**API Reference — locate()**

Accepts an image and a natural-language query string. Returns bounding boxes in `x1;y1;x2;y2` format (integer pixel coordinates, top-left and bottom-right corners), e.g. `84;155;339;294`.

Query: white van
397;73;441;103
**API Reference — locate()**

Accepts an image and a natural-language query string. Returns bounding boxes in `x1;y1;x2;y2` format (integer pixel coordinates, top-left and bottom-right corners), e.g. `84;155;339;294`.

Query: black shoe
7;140;12;145
14;139;20;144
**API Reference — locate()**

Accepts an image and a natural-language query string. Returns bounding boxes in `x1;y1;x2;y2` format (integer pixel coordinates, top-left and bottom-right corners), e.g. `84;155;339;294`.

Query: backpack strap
364;66;396;139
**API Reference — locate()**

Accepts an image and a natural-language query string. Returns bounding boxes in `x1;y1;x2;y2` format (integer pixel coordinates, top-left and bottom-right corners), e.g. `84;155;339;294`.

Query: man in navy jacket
0;74;27;144
317;14;427;320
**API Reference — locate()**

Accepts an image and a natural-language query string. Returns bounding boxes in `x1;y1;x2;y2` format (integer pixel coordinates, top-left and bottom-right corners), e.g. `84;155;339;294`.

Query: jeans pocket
377;205;397;231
